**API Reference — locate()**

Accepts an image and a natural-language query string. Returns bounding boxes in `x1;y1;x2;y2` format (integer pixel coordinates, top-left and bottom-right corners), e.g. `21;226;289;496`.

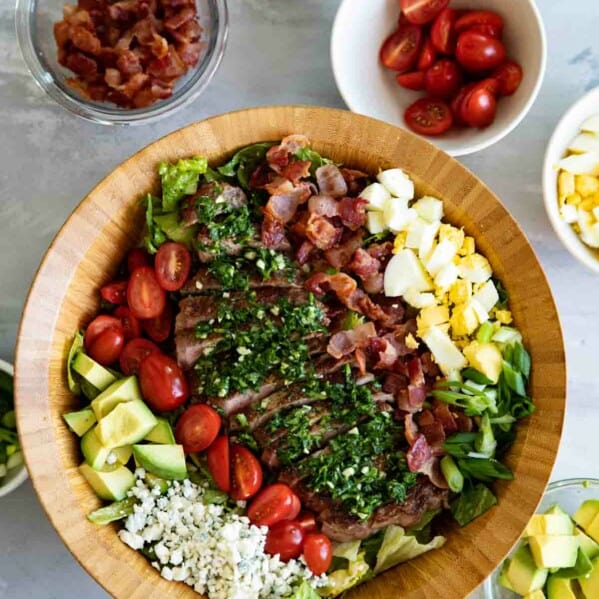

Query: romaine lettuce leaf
291;581;321;599
217;143;275;189
451;482;497;526
320;550;371;597
158;157;208;212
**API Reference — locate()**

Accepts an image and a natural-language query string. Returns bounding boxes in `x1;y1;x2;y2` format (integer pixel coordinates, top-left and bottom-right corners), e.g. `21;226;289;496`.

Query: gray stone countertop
0;0;598;597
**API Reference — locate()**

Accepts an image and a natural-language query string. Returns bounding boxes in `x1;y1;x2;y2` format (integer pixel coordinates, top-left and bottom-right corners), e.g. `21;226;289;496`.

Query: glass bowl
15;0;228;125
484;478;599;598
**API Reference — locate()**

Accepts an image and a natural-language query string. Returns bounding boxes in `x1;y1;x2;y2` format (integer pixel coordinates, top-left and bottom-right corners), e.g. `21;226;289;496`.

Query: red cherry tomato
138;352;189;412
455;31;505;72
462;86;497;128
142;302;173;343
207;436;230;492
468;24;502;40
379;23;422;72
127;266;166;319
155;242;192;292
476;77;500;96
119;337;160;376
404;97;453;136
455;10;504;36
265;521;305;562
114;305;142;340
396;71;425;90
87;327;125;366
100;280;128;305
430;8;456;54
175;404;222;454
296;511;318;534
85;315;123;350
230;444;263;501
248;484;298;527
417;37;436;71
286;493;302;521
424;59;462;98
492;60;523;96
127;248;152;274
400;0;449;25
450;84;470;126
303;533;333;576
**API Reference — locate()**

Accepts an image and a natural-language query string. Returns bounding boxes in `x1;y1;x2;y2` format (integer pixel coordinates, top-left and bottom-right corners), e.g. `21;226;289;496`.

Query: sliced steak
180;182;247;227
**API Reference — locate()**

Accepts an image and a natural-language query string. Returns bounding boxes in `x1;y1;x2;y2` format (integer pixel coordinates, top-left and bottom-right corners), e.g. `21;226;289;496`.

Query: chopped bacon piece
249;164;272;190
340;167;370;195
363;273;384;295
121;72;149;98
107;0;138;21
308;194;339;218
404;413;419;445
316;165;348;198
261;213;288;249
366;241;394;261
176;40;203;67
150;33;169;59
172;20;203;43
148;45;186;79
54;21;71;48
355;347;367;375
372;335;399;370
264;176;294;196
164;7;195;30
349;248;381;280
70;25;102;55
407;434;432;472
324;232;363;269
104;67;122;87
65;52;98;80
264;183;312;225
116;49;142;75
338;197;367;230
433;400;458;434
456;412;473;432
266;135;310;174
296;241;315;265
305;214;342;251
281;160;311;184
419;420;446;454
327;321;376;359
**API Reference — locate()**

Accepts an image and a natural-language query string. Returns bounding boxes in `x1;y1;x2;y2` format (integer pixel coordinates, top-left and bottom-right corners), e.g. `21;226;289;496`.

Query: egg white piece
377;169;415;199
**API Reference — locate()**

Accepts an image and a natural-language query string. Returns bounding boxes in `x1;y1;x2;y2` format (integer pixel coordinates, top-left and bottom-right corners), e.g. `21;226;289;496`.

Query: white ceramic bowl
543;86;599;273
0;359;28;498
331;0;546;156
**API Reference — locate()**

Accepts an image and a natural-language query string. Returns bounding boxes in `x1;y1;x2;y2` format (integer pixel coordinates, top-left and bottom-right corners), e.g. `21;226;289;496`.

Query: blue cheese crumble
119;470;325;599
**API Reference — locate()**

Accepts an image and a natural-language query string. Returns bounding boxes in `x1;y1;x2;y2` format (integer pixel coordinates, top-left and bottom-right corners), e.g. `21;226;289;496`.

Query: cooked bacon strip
266;135;310;174
363;273;384;295
281;160;311;184
407;434;432;472
308;195;339;218
324;232;363;269
327;321;376;359
264;182;312;225
349;248;381;280
404;414;419;446
296;240;315;265
338;197;367;230
316;165;348;198
340;167;370;195
261;213;288;249
304;214;342;251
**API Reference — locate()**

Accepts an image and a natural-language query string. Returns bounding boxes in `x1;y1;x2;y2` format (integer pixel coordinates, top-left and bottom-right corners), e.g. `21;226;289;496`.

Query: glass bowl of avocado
485;478;599;599
0;359;27;498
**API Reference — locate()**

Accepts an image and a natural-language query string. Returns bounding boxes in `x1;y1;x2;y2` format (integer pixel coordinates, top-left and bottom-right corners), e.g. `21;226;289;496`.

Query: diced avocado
153;213;197;246
546;505;571;518
583;514;599;544
72;352;117;392
553;547;593;579
463;341;502;383
144;417;176;444
132;444;187;480
575;526;599;560
524;591;546;599
90;376;142;420
67;332;84;394
78;463;135;501
546;575;578;599
528;535;579;569
80;378;101;401
81;427;111;470
579;556;599;598
96;400;157;449
525;514;574;537
498;560;515;591
87;497;136;525
110;445;133;466
63;408;97;437
145;472;170;494
506;544;549;595
574;500;599;531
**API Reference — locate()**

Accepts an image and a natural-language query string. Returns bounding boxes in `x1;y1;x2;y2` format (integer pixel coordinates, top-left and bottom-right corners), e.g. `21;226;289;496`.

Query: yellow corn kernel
459;236;476;256
449;279;472;305
565;193;582;206
558;171;575;201
575;174;599;198
494;310;513;324
393;232;407;254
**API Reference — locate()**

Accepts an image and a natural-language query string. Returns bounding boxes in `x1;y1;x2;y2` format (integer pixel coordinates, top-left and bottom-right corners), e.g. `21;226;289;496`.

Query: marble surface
1;0;598;597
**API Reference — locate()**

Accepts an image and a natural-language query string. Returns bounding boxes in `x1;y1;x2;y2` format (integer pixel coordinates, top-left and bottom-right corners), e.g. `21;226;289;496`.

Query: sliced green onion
502;362;526;396
441;456;464;493
477;322;495;343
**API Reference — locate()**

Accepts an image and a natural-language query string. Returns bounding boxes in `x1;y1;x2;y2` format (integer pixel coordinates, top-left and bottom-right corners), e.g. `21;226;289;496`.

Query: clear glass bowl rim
14;0;229;125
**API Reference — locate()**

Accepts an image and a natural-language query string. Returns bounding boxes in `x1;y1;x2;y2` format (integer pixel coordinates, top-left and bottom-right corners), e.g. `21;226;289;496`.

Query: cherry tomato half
430;8;456;54
404;97;453;136
400;0;449;25
100;280;128;305
230;444;263;501
248;484;297;527
87;327;125;366
379;23;422;72
175;404;221;454
142;302;173;343
114;305;142;340
303;533;333;576
396;70;425;90
127;266;166;319
455;10;504;36
127;248;152;274
119;337;160;376
265;521;305;562
424;59;462;98
155;242;192;292
461;86;497;128
492;60;523;96
207;435;230;492
85;315;123;351
138;352;189;412
416;37;436;71
455;31;505;72
296;511;318;534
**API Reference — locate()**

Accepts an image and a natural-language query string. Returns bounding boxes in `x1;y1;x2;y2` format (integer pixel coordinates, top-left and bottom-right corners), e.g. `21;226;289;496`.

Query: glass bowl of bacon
15;0;228;124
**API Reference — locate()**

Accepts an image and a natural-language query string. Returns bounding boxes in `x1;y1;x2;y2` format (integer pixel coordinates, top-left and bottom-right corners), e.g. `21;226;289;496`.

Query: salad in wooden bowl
14;106;566;599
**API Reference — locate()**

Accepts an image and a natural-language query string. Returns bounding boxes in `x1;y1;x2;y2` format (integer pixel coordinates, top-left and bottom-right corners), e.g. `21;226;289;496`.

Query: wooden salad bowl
14;106;566;598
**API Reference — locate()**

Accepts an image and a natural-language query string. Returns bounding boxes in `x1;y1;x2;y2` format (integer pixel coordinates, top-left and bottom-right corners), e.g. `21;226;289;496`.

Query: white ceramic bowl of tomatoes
331;0;546;156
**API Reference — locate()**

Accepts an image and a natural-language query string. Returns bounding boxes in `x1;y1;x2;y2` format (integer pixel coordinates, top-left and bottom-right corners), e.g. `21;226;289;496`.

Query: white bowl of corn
543;86;599;273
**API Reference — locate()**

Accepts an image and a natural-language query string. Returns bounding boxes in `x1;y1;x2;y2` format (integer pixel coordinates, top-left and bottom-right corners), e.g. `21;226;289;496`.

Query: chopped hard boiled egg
412;196;443;223
425;240;459;277
557;152;599;176
366;211;386;234
457;254;492;283
580;114;599;133
384;249;433;297
568;132;599;154
421;325;467;375
361;183;391;211
434;262;459;289
472;280;499;312
377;168;414;199
384;198;418;233
403;289;436;308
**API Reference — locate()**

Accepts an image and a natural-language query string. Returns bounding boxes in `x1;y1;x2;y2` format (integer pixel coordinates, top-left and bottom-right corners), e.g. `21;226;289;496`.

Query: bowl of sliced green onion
0;359;27;497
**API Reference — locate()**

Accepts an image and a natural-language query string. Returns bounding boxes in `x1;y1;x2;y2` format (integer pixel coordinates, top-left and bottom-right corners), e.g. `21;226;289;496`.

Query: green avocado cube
529;535;579;569
574;500;599;531
553;547;593;579
79;463;135;501
132;444;187;480
63;408;97;437
72;352;117;392
90;376;142;420
505;544;549;595
525;514;574;537
575;527;599;560
81;427;110;470
578;556;599;599
96;400;157;449
144;417;176;444
546;575;577;599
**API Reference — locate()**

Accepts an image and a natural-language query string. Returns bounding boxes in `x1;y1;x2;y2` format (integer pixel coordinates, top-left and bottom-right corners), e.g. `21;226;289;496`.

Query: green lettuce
320;542;370;598
451;482;498;526
291;581;321;599
158;157;208;212
217;142;275;189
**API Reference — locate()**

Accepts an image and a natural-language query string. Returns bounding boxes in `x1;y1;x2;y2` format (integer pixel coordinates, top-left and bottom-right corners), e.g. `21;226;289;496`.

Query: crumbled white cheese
119;471;325;599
